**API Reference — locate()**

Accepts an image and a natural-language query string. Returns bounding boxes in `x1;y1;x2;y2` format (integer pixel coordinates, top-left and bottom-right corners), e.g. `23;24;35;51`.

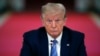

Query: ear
40;16;44;26
42;20;45;26
64;18;67;25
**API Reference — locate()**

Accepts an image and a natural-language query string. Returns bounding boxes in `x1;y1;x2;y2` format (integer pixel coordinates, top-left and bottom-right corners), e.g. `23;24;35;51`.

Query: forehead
43;12;64;19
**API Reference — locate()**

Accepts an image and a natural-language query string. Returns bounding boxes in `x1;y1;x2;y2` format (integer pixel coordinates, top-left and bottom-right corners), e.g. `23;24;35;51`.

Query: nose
51;21;56;28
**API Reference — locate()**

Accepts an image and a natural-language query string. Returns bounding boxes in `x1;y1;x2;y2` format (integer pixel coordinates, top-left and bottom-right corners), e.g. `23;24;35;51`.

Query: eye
56;19;60;22
47;19;52;22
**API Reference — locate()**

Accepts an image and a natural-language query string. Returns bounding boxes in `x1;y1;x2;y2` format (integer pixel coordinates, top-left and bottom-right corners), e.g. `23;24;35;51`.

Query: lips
51;31;58;33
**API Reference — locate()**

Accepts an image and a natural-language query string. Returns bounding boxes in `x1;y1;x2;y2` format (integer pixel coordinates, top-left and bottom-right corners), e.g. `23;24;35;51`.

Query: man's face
42;12;66;38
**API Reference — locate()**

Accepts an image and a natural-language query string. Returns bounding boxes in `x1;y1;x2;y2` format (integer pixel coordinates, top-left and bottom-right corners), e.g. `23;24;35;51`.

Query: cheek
59;22;65;27
58;23;65;30
42;21;48;27
44;24;51;30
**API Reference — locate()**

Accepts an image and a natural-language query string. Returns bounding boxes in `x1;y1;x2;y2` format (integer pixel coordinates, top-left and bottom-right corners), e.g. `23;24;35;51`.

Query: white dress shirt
47;32;62;56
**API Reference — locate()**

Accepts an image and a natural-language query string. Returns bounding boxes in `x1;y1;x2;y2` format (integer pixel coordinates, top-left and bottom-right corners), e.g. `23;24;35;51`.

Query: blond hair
41;3;66;18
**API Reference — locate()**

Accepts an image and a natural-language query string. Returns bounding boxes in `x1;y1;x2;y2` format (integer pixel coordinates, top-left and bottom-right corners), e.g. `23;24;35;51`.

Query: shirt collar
47;32;63;45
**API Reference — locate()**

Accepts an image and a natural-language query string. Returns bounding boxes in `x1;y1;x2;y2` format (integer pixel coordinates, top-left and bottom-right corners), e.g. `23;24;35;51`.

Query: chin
50;33;59;38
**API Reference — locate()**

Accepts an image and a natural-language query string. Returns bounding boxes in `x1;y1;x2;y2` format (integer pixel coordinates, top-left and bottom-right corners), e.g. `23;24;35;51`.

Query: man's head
41;3;66;38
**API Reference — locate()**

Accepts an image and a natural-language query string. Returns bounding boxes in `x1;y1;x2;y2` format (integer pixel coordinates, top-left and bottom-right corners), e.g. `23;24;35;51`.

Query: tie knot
52;40;58;44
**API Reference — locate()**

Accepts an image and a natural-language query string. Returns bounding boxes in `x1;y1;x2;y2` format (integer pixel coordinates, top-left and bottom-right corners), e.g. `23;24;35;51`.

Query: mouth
51;31;58;33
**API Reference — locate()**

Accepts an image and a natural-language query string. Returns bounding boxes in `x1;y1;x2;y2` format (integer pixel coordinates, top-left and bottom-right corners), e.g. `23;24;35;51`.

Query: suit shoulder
23;27;45;39
70;29;85;40
64;26;85;38
23;29;37;37
72;30;84;36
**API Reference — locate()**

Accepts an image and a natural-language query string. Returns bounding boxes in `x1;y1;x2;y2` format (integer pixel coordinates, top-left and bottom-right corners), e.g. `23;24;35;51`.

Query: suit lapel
61;27;71;56
38;27;71;56
39;27;49;56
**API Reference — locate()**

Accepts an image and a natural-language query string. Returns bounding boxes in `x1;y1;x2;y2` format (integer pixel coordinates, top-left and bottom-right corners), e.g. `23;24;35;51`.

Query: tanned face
42;12;66;38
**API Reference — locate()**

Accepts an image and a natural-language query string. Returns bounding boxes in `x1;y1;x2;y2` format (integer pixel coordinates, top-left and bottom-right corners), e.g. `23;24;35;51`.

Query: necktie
50;40;58;56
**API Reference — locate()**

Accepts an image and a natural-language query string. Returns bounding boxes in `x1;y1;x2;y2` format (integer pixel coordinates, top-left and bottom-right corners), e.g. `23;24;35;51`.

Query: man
20;3;87;56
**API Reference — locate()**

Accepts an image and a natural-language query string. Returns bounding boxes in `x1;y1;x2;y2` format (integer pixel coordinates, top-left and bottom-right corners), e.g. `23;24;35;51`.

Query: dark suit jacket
20;26;87;56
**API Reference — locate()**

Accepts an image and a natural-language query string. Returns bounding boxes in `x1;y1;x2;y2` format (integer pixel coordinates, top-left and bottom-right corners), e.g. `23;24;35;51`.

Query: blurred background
0;0;100;56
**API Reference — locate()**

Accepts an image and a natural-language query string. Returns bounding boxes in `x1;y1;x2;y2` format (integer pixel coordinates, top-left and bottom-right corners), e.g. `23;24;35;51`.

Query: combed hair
41;3;66;18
